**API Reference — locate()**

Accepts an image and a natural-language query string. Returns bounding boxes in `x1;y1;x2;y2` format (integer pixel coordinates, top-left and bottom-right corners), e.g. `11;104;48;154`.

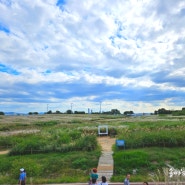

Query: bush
34;120;59;126
119;128;185;149
76;135;98;151
72;157;88;170
9;136;47;155
114;150;149;175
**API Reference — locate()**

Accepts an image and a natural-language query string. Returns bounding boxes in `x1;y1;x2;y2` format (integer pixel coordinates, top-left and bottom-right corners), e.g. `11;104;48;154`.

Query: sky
0;0;185;114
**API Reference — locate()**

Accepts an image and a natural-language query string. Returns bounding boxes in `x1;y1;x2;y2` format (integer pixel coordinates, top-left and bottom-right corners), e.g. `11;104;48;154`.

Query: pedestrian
124;173;131;185
98;176;108;185
19;168;26;185
91;178;97;185
89;168;98;185
143;182;148;185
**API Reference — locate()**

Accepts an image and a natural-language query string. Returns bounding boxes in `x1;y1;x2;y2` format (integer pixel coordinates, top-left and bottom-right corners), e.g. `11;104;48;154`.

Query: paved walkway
97;136;116;182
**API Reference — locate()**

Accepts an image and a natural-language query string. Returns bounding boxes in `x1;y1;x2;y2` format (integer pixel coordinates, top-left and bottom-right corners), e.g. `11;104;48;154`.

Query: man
124;173;131;185
19;168;26;185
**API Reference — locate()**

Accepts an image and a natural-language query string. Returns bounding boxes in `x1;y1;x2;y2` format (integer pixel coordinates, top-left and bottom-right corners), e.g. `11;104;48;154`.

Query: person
91;178;97;185
98;176;108;185
90;168;98;180
143;182;148;185
89;168;98;185
19;168;26;185
124;173;130;185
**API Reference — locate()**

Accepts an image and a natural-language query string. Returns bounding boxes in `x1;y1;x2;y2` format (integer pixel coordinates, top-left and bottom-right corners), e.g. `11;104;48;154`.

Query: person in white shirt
98;176;108;185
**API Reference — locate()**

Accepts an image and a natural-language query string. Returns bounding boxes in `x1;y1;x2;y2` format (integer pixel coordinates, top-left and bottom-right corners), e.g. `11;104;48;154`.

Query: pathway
0;150;9;155
97;136;116;182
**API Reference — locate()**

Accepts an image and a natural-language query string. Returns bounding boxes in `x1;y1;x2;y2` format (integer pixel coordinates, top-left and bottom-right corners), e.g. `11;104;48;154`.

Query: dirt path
0;150;9;155
97;136;116;152
97;136;116;181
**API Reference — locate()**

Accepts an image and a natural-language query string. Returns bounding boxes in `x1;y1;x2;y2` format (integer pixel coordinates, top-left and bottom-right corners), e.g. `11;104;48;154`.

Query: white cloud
1;0;185;113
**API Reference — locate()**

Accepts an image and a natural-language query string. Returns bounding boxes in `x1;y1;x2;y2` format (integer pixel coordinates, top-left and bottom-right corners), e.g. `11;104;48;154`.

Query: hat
20;168;24;172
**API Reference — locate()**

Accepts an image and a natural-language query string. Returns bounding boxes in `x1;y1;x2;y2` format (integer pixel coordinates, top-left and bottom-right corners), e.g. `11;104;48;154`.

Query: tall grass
149;167;185;185
0;150;101;184
1;114;185;183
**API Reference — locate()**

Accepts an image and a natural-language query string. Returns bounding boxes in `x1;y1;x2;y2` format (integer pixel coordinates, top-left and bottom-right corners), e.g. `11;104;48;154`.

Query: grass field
0;114;185;184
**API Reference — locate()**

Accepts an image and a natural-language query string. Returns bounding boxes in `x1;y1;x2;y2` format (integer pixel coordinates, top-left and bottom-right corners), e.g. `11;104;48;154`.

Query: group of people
89;169;149;185
19;168;26;185
18;167;148;185
124;173;148;185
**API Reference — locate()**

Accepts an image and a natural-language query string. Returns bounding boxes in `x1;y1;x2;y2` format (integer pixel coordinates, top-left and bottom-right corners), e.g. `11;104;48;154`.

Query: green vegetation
0;114;185;183
113;147;185;182
113;119;185;182
0;151;100;184
155;107;185;116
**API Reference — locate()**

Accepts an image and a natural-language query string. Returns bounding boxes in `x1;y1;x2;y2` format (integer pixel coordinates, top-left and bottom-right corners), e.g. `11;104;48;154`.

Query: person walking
98;176;108;185
124;173;131;185
19;168;26;185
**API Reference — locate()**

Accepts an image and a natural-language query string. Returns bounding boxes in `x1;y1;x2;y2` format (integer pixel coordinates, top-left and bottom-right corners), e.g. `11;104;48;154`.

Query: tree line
154;107;185;115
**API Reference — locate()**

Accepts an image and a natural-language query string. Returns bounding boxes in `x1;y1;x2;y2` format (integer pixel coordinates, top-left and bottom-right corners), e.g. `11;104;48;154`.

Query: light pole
71;103;73;113
47;104;49;112
99;102;102;113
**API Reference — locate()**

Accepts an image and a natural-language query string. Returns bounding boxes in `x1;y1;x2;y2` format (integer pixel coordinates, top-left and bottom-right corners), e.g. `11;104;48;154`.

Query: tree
124;111;134;115
0;111;5;115
74;111;85;114
111;109;121;114
66;110;73;114
55;110;61;114
157;108;172;114
46;110;52;114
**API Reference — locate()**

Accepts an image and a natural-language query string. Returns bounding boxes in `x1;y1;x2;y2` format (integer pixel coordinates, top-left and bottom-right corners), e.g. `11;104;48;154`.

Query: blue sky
0;0;185;113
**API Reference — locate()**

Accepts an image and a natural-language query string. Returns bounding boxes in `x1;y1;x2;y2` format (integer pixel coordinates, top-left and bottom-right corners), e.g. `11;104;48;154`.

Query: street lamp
47;104;49;112
71;103;73;112
99;102;102;113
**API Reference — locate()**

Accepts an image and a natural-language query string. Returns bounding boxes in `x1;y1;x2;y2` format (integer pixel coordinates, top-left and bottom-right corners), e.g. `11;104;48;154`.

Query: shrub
114;150;149;175
72;157;88;170
9;136;47;155
119;128;185;149
34;120;59;126
76;135;97;151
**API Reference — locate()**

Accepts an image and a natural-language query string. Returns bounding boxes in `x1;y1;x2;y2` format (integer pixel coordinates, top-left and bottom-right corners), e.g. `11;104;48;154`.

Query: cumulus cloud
0;0;185;113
